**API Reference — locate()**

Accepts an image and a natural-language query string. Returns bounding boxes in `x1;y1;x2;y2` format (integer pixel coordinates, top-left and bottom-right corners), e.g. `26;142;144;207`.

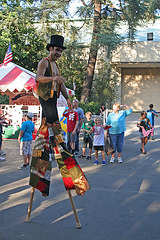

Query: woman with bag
106;103;132;163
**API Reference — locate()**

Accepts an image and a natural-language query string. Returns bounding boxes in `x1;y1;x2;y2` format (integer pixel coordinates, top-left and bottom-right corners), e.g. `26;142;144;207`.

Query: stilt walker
26;35;90;228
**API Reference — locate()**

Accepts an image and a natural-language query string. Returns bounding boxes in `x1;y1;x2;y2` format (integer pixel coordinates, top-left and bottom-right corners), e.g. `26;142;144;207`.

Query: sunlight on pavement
50;208;83;224
0;188;31;211
139;179;150;193
146;201;160;213
0;177;29;194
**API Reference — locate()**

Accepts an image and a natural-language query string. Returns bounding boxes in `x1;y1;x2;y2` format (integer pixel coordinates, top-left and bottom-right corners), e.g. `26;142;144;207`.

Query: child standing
79;112;95;160
90;117;106;166
63;106;79;154
137;111;152;154
18;112;35;169
147;104;158;140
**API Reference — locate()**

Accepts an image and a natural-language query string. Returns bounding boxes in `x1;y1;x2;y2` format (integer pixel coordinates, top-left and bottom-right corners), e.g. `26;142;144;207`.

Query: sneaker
17;164;28;170
0;151;6;156
78;155;86;158
94;160;99;165
0;156;5;161
151;137;155;140
101;160;106;166
118;157;123;163
110;157;115;163
86;156;91;160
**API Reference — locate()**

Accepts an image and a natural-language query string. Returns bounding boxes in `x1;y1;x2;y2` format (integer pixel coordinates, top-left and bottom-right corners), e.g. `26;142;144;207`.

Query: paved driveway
0;113;160;240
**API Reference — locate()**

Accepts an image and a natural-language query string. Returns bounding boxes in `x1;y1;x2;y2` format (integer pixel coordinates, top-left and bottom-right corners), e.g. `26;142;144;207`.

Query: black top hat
46;35;66;51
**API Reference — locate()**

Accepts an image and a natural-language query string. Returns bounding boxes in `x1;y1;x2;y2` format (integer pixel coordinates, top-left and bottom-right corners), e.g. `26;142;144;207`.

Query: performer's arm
61;82;69;100
61;83;72;109
35;59;65;84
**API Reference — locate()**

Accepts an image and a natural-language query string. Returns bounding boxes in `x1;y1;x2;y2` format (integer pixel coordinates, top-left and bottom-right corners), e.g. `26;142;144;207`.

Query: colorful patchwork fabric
54;146;90;195
29;119;90;196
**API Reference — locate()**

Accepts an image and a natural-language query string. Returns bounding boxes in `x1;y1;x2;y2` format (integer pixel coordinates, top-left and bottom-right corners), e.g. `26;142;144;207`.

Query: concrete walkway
0;113;160;240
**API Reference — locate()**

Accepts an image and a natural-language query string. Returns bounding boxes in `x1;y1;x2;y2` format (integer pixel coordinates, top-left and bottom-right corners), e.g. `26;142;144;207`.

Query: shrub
79;101;100;115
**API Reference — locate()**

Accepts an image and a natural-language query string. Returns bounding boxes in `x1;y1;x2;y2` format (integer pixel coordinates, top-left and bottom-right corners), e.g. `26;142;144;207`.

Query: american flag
73;82;76;91
2;43;13;65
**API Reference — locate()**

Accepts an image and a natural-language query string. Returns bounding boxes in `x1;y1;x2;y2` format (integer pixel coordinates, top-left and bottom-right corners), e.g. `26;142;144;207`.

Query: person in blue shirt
147;104;158;140
18;112;35;169
106;103;132;163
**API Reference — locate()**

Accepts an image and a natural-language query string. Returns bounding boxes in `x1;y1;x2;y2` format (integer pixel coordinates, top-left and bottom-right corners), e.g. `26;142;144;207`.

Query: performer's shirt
63;110;78;132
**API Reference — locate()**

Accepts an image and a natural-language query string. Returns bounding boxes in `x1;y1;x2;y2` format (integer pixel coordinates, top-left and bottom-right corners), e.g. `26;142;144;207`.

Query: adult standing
18;112;35;169
72;99;84;154
100;104;106;116
106;103;132;163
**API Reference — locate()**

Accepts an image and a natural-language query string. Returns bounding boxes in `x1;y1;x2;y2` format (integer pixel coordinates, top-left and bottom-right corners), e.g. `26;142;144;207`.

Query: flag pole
26;187;35;223
67;190;81;229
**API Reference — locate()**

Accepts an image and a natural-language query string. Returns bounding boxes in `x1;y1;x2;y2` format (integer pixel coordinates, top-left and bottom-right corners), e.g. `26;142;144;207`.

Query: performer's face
50;47;63;61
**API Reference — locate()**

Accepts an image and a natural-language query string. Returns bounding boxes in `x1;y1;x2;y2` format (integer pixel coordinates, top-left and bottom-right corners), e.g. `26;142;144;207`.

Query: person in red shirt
63;106;79;154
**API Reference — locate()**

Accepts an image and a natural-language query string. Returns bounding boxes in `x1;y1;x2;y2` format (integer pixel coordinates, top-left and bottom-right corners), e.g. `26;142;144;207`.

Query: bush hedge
79;101;100;115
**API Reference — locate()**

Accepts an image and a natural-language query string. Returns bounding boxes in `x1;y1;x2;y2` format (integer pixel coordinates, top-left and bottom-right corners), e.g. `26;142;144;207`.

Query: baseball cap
27;112;34;119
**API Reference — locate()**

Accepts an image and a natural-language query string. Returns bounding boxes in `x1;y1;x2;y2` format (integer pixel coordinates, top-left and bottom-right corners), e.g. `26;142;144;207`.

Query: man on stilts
29;35;90;200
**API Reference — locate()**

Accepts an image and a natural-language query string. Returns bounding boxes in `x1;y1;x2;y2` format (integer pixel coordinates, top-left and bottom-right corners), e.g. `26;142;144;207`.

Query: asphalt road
0;113;160;240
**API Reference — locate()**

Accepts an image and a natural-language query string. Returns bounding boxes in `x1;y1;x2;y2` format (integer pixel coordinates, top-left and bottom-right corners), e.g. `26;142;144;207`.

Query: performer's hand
53;76;66;83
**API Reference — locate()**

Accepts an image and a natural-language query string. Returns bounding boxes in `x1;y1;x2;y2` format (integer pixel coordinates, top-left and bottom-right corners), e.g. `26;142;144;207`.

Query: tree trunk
80;0;101;103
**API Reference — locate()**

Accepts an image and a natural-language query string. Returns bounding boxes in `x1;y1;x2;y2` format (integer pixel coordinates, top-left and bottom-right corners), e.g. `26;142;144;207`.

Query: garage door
121;68;160;112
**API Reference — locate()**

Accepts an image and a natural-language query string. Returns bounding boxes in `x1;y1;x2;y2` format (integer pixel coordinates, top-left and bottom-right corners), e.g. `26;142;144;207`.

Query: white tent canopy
0;62;75;107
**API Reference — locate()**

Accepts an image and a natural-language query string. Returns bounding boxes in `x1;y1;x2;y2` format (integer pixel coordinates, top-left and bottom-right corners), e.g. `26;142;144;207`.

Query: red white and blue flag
73;82;76;91
2;43;13;65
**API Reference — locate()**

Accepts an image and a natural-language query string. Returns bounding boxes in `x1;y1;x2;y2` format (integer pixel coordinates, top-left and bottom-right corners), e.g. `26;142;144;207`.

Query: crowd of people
0;35;158;168
59;102;158;166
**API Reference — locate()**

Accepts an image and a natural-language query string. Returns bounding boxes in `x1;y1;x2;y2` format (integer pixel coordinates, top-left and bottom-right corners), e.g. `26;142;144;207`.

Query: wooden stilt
67;190;82;229
26;187;35;223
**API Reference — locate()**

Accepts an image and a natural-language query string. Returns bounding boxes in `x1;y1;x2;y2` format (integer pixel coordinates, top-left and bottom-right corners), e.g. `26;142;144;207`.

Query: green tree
0;0;70;71
0;4;45;71
76;0;160;103
58;42;87;100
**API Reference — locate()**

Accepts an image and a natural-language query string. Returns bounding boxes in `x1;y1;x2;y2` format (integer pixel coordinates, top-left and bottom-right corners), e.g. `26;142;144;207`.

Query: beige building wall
121;68;160;112
112;41;160;111
112;41;160;63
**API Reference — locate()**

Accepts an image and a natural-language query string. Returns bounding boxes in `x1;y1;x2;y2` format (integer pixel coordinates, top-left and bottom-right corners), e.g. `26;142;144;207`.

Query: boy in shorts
79;112;95;160
63;106;79;154
18;112;35;169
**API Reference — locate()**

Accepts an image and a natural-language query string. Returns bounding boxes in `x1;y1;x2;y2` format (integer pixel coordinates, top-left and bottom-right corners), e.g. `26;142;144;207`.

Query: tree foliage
58;42;88;100
0;0;69;71
78;0;160;103
0;0;160;107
